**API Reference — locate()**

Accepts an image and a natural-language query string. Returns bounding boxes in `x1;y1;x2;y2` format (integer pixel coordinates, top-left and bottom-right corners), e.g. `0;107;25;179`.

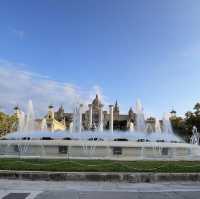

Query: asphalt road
0;180;200;199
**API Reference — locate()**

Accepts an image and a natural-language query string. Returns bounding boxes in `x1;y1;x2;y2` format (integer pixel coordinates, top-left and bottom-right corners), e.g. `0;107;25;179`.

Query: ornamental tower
113;100;119;120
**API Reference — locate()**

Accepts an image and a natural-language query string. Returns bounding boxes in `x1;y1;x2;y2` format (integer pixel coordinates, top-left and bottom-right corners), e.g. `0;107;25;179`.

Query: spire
59;104;64;112
170;106;176;114
114;100;119;112
128;107;133;113
128;107;134;120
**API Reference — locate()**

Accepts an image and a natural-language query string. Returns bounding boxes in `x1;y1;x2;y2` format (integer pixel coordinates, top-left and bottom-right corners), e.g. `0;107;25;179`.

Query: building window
113;147;122;155
162;148;168;155
58;146;68;154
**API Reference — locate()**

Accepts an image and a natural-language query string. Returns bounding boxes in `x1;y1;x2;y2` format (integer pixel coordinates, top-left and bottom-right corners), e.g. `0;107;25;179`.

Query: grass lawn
0;159;200;172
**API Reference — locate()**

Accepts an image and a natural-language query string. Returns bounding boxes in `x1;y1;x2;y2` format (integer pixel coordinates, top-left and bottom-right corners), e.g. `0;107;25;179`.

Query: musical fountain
0;99;200;160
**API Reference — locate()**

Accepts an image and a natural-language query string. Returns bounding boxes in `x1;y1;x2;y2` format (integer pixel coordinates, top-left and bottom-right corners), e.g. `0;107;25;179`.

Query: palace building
14;94;177;133
46;94;136;132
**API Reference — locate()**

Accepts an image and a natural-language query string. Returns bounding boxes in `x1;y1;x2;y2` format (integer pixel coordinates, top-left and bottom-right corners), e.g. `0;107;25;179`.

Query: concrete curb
0;171;200;182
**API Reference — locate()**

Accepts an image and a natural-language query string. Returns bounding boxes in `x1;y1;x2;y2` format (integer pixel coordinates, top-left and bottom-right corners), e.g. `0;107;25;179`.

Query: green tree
194;103;200;116
185;111;193;119
171;104;200;142
171;117;189;140
0;112;17;137
184;106;200;139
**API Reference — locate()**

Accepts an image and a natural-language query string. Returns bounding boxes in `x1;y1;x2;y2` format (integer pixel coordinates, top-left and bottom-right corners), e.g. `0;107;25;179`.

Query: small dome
170;109;176;114
92;94;101;107
48;105;54;109
14;105;19;110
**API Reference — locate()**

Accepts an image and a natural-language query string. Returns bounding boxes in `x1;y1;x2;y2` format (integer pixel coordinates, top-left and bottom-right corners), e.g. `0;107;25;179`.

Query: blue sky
0;0;200;117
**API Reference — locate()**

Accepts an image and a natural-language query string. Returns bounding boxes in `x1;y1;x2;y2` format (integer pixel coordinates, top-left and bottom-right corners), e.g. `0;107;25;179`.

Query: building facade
49;94;136;132
13;95;177;133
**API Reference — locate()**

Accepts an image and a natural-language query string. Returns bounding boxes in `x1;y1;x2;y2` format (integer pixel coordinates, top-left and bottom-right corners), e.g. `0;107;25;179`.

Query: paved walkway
0;180;200;198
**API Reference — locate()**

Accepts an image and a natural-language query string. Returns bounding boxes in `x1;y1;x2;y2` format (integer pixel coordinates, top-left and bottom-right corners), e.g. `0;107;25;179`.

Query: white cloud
0;60;107;117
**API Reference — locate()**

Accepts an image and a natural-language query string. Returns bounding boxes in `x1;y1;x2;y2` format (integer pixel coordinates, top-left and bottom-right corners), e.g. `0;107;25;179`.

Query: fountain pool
1;128;200;161
1;100;200;161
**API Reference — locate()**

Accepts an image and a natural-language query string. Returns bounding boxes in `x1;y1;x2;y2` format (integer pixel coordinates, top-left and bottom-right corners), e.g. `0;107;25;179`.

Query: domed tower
91;94;101;127
13;105;21;131
47;105;54;120
92;94;100;110
170;109;177;119
113;100;119;120
14;105;21;120
46;105;54;131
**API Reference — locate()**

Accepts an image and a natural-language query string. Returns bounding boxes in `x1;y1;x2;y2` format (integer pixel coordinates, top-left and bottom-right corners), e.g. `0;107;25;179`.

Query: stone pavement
0;180;200;198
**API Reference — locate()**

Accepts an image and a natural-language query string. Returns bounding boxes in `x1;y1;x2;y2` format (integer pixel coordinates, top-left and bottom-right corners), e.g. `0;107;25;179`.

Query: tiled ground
0;191;200;199
0;180;200;199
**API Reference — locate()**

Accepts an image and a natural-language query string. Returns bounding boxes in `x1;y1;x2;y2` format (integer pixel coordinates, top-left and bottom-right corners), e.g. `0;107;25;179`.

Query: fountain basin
1;130;199;161
0;139;200;161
